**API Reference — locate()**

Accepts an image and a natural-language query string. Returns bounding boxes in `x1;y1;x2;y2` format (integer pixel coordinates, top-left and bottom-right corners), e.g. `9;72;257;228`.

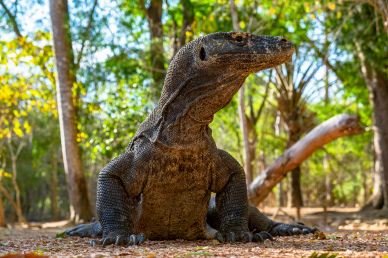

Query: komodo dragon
66;32;317;246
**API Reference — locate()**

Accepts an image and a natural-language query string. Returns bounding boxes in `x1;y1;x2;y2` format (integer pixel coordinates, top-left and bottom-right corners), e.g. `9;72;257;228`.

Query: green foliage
184;251;213;257
0;33;56;140
55;231;67;239
308;252;338;258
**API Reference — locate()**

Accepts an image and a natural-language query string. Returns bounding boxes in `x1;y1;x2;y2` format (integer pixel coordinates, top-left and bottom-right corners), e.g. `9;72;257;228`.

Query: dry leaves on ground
0;228;387;257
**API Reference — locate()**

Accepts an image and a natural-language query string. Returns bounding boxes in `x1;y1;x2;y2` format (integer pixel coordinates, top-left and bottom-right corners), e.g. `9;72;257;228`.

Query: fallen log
248;114;365;205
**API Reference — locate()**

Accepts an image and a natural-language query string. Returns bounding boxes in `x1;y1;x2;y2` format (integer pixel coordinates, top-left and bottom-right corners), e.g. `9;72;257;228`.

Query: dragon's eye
199;47;206;61
236;36;243;42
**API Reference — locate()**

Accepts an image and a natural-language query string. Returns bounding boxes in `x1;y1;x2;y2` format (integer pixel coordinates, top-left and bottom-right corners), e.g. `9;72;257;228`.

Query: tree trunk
289;167;303;207
278;180;285;207
356;43;388;209
229;0;253;185
179;0;194;47
291;167;302;220
368;168;384;208
284;125;304;218
6;140;26;223
49;0;92;222
286;133;304;208
239;87;253;185
248;114;364;205
10;156;26;223
247;130;257;183
143;0;165;101
50;150;59;220
0;183;23;223
0;196;5;227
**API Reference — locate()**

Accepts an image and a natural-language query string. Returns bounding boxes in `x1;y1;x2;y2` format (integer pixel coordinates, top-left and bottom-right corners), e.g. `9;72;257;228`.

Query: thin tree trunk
0;196;5;227
248;114;364;205
286;133;304;208
229;0;253;184
292;171;302;220
142;0;165;101
278;181;285;207
239;87;253;184
6;140;26;223
179;0;194;48
285;128;304;219
49;0;92;221
368;168;384;208
322;52;331;221
274;112;286;207
288;165;303;220
0;183;22;222
364;131;385;209
10;157;25;223
361;167;368;205
322;154;331;224
50;150;59;220
247;130;257;182
171;0;195;56
289;167;303;206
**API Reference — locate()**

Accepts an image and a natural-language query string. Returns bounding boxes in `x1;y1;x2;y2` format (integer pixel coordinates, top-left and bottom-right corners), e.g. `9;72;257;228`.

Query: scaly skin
66;32;317;246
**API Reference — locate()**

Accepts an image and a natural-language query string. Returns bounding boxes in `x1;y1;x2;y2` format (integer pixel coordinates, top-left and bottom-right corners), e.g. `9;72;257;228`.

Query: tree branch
0;184;18;213
75;0;98;69
253;74;271;124
0;0;22;38
248;114;365;205
304;38;343;82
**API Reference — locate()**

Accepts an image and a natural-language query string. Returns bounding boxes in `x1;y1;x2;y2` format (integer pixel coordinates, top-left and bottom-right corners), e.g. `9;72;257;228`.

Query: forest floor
0;207;387;257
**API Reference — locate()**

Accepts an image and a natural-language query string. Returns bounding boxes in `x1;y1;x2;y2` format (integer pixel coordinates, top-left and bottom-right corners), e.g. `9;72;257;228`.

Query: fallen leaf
313;231;327;240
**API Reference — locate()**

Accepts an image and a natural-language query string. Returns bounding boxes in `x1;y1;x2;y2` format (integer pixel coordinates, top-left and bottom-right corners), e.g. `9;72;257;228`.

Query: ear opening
199;47;206;61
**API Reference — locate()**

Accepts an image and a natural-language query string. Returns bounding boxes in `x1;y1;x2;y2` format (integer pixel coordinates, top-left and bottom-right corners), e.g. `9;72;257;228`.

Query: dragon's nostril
281;38;288;42
236;36;243;42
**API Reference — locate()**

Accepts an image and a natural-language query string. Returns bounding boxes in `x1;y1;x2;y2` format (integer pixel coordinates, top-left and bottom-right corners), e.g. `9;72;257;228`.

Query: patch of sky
300;13;356;104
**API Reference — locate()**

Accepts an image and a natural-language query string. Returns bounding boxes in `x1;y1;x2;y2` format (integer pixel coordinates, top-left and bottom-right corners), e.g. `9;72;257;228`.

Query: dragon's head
192;32;294;75
155;32;293;142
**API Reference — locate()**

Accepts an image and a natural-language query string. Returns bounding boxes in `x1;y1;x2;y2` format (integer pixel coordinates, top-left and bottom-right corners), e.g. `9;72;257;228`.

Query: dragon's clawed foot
215;230;273;243
90;232;145;247
65;222;102;238
269;222;318;236
252;231;274;242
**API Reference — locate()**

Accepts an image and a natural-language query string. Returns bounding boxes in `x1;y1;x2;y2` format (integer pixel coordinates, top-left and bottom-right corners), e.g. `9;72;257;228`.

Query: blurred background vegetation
0;0;387;224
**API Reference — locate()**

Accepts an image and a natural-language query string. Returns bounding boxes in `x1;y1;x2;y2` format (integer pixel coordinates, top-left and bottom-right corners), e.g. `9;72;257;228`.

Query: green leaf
55;231;67;239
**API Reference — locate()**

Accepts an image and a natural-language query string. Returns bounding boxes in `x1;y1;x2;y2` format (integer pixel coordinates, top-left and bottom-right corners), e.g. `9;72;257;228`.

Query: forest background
0;0;387;226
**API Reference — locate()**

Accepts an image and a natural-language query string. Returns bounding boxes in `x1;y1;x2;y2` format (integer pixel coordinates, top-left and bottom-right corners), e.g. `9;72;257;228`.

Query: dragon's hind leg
207;197;318;241
248;205;318;236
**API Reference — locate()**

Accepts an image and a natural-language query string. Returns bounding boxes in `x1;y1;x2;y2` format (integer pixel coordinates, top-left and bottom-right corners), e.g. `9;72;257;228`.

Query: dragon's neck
153;73;246;148
129;67;246;150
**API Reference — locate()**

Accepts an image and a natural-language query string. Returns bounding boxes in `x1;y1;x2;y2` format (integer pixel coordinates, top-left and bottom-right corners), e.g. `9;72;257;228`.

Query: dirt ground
0;208;387;257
